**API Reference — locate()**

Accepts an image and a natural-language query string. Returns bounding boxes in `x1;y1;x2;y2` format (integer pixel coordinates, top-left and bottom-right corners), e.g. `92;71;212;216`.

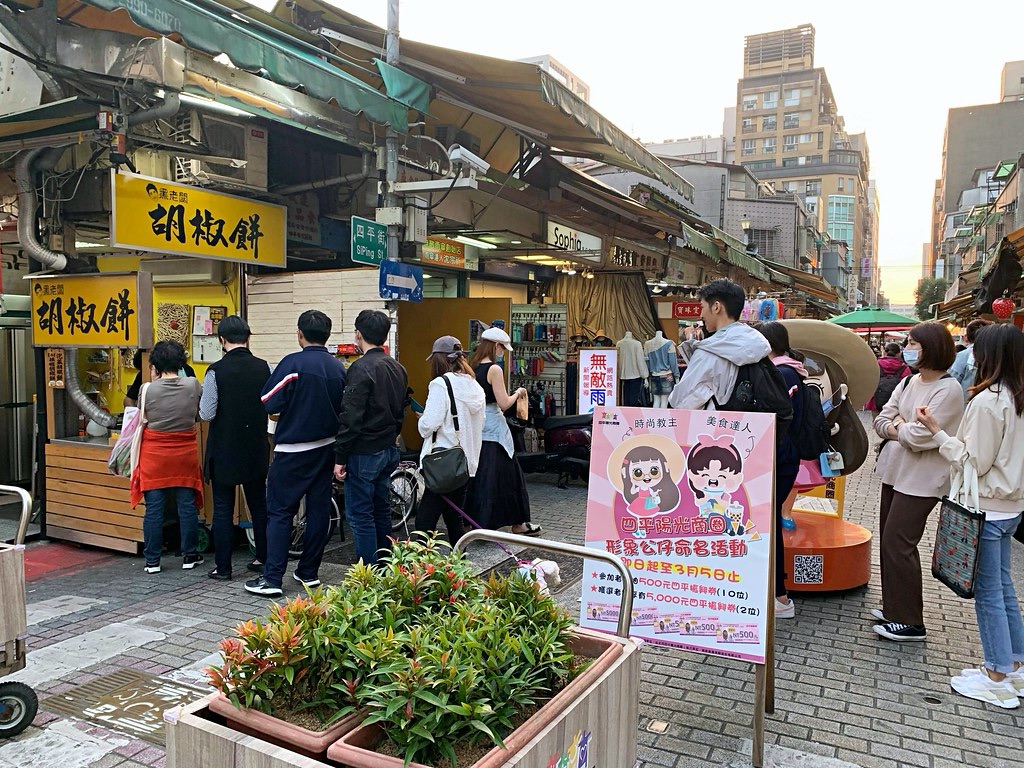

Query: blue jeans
143;488;199;565
344;446;399;566
212;478;268;575
975;514;1024;674
264;445;334;588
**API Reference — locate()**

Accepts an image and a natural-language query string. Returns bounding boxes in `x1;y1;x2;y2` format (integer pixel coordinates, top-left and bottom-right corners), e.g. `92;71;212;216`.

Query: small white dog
517;558;562;595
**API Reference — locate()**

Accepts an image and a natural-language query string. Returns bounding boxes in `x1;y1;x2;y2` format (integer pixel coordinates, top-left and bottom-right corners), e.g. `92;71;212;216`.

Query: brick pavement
3;412;1024;767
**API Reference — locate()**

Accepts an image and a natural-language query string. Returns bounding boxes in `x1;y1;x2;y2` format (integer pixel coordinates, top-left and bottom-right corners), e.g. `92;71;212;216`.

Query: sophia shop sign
111;172;287;267
547;220;602;262
29;272;154;348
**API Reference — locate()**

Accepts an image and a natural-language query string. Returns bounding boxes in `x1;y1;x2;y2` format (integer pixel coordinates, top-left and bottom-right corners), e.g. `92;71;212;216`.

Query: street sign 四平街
110;171;286;267
351;215;387;266
29;272;154;348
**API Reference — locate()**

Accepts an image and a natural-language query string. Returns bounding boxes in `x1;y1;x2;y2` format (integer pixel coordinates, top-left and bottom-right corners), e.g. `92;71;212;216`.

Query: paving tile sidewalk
3;412;1023;767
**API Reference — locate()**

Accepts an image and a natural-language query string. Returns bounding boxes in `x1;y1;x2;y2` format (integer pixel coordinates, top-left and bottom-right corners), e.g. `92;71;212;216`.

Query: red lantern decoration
992;291;1015;320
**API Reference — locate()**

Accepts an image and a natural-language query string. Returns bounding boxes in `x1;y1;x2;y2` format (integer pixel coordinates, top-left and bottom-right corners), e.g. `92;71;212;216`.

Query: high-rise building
517;55;590;103
734;24;872;285
930;64;1024;281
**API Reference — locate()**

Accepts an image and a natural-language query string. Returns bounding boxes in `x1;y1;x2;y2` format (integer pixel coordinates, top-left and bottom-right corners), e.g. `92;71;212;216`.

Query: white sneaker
293;572;321;589
869;608;887;622
775;598;795;619
961;667;1024;694
951;673;1020;709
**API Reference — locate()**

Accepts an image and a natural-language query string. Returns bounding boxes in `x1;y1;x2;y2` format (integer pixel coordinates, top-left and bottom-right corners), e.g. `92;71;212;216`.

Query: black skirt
467;442;531;529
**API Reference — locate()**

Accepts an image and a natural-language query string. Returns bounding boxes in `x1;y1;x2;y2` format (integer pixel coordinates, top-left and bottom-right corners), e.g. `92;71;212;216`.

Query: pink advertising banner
580;406;776;664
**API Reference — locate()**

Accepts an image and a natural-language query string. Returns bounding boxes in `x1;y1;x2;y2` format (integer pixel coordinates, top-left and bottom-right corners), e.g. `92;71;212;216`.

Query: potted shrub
205;577;404;759
327;568;622;768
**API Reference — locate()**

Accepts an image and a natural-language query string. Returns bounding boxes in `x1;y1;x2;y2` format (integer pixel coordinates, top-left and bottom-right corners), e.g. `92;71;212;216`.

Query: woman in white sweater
415;336;485;543
872;321;964;642
918;323;1024;709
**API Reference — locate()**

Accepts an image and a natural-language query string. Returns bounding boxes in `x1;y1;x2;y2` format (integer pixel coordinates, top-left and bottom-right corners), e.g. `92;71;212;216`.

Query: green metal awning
0;97;97;139
78;0;418;129
680;224;719;261
993;160;1016;182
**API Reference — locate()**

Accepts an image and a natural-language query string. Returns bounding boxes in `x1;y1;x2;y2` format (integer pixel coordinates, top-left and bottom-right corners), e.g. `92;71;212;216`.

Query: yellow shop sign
111;171;287;267
30;272;154;348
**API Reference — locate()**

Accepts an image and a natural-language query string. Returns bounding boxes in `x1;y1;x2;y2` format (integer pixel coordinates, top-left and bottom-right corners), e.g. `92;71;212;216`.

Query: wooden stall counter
45;437;139;554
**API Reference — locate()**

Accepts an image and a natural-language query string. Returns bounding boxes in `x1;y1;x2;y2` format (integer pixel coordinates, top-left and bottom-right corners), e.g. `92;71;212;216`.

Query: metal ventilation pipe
63;349;117;429
274;151;374;195
125;91;180;128
15;147;70;271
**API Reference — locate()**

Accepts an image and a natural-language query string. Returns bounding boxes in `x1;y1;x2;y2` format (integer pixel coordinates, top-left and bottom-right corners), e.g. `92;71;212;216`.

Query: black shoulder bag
420;375;470;495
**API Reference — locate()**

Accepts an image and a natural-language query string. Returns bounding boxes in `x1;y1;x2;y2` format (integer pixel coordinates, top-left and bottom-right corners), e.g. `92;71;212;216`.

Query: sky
328;1;1023;304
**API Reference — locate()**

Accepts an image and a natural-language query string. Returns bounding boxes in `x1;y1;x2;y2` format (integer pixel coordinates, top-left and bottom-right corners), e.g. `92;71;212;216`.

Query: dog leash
441;494;522;562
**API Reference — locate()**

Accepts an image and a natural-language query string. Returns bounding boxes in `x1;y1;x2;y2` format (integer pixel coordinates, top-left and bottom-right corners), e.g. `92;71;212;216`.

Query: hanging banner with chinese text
111;171;287;267
580;406;775;663
578;348;617;414
30;272;153;348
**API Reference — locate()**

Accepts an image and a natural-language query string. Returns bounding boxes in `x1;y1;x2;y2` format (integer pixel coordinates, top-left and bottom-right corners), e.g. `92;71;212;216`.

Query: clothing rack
510;303;567;416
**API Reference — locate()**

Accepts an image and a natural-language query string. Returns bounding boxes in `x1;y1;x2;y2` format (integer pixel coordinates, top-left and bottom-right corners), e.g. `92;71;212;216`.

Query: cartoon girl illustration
621;445;681;518
687;435;746;528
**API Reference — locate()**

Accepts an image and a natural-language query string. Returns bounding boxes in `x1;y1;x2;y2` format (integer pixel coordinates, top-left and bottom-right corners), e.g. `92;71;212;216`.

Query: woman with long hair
755;321;803;619
918;324;1024;708
415;336;485;542
129;340;204;573
872;321;964;641
467;327;540;535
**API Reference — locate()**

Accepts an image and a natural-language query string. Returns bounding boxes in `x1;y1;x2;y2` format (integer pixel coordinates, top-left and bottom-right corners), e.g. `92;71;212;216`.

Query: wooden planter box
166;630;641;768
0;542;27;676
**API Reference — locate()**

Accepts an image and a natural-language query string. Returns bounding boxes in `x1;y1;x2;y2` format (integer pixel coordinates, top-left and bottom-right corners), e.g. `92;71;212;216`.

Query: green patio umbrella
826;308;918;332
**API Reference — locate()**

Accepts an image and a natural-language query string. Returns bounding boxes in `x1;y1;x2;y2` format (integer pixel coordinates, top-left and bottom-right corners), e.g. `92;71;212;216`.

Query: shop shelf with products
510;303;567;419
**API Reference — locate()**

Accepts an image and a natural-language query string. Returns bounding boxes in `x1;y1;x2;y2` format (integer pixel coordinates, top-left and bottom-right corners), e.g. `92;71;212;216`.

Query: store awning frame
0;97;99;139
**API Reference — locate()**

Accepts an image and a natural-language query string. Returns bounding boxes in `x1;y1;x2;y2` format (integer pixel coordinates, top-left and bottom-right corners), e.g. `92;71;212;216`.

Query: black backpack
715;357;794;438
787;376;830;460
874;364;908;409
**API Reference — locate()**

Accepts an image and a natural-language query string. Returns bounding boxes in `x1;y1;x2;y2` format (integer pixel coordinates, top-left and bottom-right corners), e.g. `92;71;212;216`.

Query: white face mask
903;349;920;367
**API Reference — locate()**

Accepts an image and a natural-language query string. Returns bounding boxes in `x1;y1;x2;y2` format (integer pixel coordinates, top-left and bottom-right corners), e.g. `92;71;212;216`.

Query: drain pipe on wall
274;151;374;196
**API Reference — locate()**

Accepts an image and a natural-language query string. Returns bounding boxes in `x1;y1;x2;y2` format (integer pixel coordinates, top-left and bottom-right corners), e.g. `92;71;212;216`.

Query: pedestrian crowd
126;277;1024;712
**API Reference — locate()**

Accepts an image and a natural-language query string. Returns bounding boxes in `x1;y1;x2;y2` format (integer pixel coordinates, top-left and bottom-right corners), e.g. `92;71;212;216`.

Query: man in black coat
199;316;272;580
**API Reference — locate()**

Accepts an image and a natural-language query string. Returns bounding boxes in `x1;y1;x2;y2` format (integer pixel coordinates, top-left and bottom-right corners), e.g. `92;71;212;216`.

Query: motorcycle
510;412;592;489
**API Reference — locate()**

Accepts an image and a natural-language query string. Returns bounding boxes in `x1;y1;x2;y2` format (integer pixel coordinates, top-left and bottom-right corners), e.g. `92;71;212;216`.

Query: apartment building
734;24;872;284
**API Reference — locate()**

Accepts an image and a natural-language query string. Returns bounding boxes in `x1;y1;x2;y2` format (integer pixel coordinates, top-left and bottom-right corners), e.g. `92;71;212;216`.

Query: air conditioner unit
141;258;227;285
173;111;268;191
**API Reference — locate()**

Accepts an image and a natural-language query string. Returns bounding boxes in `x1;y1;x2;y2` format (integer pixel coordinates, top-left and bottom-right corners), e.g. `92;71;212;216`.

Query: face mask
903;349;920;367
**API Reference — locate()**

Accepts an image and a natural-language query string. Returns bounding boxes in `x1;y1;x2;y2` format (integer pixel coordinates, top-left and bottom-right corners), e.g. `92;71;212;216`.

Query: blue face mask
902;349;920;368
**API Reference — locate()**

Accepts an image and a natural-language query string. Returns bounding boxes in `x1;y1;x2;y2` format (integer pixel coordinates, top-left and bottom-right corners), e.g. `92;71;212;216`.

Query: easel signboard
580;406;776;766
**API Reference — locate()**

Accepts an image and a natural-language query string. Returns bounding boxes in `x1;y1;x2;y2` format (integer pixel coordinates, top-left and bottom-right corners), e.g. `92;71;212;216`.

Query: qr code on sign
793;554;824;585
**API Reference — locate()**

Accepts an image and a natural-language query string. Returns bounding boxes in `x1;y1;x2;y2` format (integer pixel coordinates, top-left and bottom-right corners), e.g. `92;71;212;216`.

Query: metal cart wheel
196;525;212;554
389;466;421;536
0;681;38;738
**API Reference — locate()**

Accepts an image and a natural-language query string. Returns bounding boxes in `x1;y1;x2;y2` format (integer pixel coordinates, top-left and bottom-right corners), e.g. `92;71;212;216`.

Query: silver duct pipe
0;9;66;101
125;91;180;128
274;151;373;195
16;147;70;271
64;349;117;428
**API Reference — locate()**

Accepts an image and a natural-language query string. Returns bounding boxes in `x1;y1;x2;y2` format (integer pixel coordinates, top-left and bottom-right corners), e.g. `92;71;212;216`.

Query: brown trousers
879;484;939;626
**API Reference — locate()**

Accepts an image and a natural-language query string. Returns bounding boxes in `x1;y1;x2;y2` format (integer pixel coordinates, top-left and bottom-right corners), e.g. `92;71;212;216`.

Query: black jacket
205;348;271;485
335;348;408;463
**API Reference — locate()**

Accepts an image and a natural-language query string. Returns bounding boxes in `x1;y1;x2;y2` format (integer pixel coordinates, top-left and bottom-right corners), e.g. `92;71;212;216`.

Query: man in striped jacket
244;310;346;597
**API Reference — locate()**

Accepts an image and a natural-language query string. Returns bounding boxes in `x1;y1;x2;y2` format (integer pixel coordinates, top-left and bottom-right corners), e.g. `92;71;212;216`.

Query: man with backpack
668;279;776;413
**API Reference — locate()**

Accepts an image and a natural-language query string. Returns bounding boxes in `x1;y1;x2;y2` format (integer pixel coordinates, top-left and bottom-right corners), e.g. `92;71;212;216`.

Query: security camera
448;144;490;176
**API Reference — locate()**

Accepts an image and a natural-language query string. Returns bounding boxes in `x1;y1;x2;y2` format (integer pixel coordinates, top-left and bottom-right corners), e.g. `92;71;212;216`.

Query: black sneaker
293;572;321;589
244;576;283;597
182;554;205;570
873;622;926;642
247;560;263;574
144;562;161;574
208;568;232;581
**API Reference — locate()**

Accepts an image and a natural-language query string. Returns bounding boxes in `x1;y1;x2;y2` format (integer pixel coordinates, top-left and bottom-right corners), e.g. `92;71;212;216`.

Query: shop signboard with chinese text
420;236;479;271
351;215;386;266
672;302;702;320
546;220;602;262
580;407;774;664
30;272;153;348
286;192;321;245
111;172;286;267
578;349;617;414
